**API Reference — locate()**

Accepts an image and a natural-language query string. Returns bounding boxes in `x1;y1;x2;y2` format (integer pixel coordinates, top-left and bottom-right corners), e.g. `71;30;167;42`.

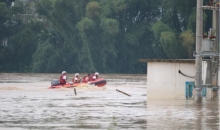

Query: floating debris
116;89;131;96
74;88;77;95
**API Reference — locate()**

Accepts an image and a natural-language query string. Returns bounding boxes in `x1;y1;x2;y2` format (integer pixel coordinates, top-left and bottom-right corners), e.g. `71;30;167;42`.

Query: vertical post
195;0;203;102
212;0;219;98
217;0;220;98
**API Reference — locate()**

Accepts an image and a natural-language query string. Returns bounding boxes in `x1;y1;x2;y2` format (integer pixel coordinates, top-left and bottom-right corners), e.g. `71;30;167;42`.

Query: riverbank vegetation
0;0;211;73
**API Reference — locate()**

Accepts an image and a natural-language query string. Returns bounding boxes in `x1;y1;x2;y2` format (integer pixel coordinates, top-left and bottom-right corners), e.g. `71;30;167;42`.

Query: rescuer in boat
59;71;69;85
73;73;81;83
82;74;91;83
90;72;99;81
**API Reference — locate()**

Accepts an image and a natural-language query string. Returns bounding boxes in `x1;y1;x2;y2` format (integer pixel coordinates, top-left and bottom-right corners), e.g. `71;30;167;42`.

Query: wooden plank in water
116;89;131;97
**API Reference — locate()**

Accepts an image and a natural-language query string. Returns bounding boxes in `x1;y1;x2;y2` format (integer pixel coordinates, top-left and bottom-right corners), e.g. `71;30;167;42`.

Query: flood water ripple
0;73;219;130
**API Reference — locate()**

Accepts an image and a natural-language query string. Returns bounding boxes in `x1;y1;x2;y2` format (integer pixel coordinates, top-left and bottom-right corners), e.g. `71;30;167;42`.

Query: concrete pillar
212;0;219;98
195;0;203;102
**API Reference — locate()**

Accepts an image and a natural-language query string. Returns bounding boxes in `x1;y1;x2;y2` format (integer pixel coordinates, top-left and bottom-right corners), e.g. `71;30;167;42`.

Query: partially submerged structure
139;59;215;100
140;1;220;101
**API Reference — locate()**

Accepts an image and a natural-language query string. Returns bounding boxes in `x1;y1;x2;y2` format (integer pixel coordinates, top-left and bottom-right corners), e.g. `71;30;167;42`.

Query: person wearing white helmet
91;72;99;81
59;71;69;85
72;73;81;83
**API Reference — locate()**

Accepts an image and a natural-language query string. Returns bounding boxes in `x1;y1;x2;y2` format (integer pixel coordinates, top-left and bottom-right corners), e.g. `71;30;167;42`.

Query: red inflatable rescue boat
48;78;106;89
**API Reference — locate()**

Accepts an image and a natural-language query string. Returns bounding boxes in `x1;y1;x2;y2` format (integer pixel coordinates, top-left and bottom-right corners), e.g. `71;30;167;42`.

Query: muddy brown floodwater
0;73;147;130
0;73;219;130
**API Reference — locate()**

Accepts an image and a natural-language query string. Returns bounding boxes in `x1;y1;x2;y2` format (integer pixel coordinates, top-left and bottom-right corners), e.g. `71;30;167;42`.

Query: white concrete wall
147;62;195;100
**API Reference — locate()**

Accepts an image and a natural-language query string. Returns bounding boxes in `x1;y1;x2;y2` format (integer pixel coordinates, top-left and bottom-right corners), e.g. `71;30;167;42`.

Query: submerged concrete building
139;59;214;100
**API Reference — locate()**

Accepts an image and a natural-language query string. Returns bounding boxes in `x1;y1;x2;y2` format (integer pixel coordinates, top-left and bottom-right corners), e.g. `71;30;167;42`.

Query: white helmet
95;72;99;75
62;71;66;74
75;73;79;76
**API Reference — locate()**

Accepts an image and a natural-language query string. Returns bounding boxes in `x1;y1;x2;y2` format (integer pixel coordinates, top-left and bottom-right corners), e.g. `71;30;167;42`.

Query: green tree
0;0;212;73
179;30;195;58
152;21;187;58
151;21;171;58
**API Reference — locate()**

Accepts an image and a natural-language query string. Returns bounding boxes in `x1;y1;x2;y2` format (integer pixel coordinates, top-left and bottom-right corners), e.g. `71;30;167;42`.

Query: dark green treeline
0;0;212;73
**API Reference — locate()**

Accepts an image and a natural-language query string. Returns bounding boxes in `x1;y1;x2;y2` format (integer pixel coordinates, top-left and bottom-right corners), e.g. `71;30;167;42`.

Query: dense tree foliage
0;0;211;73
